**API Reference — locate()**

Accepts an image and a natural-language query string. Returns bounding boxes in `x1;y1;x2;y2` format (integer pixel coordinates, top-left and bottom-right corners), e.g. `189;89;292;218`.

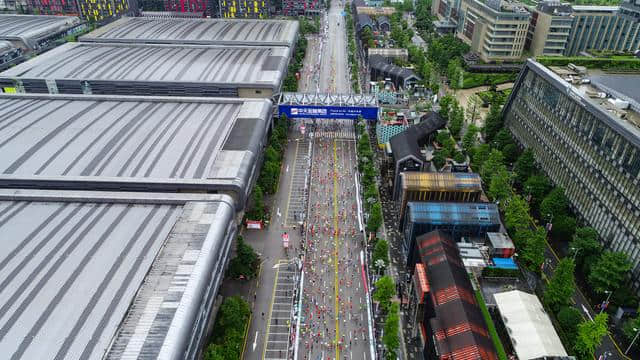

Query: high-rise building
456;0;530;62
503;59;640;288
565;1;640;56
219;0;269;18
526;1;572;56
281;0;320;16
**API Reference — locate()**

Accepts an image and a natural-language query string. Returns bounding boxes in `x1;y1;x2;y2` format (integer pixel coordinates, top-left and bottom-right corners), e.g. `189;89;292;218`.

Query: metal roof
401;172;482;193
80;16;299;48
0;42;289;91
0;94;271;205
408;202;501;225
0;14;82;49
0;189;236;360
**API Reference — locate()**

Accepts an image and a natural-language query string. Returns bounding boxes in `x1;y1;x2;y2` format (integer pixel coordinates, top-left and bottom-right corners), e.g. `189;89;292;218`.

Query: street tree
480;149;505;186
472;143;491;169
569;227;602;272
523;174;551;209
573;313;609;359
544;258;576;313
465;95;481;125
492;128;514;151
367;202;383;234
622;316;640;347
520;226;547;272
483;100;503;143
383;302;400;360
373;238;390;266
540;187;568;221
227;236;260;279
439;94;454;122
557;306;583;348
447;59;463;89
462;124;479;154
373;275;396;312
588;250;632;294
503;194;531;235
514;149;536;184
488;167;512;204
449;102;464;139
551;215;577;241
248;185;265;221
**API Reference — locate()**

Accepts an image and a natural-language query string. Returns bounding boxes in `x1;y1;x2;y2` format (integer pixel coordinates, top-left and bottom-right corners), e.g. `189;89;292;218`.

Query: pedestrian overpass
277;92;379;120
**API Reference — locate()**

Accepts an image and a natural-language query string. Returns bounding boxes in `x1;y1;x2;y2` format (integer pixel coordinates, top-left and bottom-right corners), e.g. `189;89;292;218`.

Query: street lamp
600;290;612;314
571;247;581;262
625;327;640;355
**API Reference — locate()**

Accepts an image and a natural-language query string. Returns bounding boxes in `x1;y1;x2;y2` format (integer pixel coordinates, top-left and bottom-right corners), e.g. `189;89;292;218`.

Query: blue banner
278;105;378;120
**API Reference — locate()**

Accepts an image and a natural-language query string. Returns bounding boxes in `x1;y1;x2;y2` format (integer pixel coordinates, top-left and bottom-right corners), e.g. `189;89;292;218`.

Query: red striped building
409;230;497;360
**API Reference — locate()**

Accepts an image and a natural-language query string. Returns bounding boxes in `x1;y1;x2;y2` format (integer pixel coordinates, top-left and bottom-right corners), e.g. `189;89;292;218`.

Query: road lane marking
262;260;282;360
333;139;340;359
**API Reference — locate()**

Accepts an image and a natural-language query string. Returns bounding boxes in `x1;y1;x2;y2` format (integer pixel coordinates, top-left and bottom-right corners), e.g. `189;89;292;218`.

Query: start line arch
278;92;379;120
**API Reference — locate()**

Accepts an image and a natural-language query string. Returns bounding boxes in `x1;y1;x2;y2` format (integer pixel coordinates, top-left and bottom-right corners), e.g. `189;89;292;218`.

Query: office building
0;14;85;53
565;1;640;56
457;0;530;62
0;189;236;360
431;0;461;35
0;42;289;98
526;1;572;56
408;230;498;360
281;0;321;15
219;0;269;18
503;59;640;288
0;94;271;208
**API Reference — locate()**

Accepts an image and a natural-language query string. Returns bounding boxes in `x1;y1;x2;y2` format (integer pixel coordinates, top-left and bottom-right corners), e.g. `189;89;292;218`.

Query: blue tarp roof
492;257;518;269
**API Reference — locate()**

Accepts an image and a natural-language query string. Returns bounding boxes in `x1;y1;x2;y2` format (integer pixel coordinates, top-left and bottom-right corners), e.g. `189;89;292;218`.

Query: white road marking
253;331;259;351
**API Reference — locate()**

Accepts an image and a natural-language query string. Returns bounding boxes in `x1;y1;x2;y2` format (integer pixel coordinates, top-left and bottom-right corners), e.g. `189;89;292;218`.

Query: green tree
449;102;464;138
447;59;463;89
503;194;531;235
622;316;640;347
373;275;396;312
570;227;602;273
588;251;632;294
483;100;503;143
502;143;520;164
524;174;551;209
247;185;265;221
367;202;383;234
438;94;454;122
574;313;609;359
462;124;479;153
471;143;491;169
488;167;512;204
372;238;390;266
453;151;466;164
465;95;482;125
540;187;568;221
227;236;260;279
432;150;446;170
544;258;576;312
436;130;451;145
520;226;547;272
557;306;583;348
383;302;400;360
480;149;505;186
551;215;577;240
514;149;536;184
492;128;514;151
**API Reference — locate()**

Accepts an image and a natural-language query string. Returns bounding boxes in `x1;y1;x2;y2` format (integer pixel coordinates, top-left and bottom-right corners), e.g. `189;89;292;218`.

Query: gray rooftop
80;16;299;48
0;42;289;94
0;94;271;205
0;189;236;360
0;14;82;49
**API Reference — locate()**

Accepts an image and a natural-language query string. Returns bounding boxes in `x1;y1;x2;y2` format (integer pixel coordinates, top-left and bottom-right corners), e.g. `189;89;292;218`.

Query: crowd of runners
295;119;370;360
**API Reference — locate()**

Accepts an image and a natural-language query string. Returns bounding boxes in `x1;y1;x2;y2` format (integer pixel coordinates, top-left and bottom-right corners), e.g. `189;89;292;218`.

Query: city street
245;1;373;360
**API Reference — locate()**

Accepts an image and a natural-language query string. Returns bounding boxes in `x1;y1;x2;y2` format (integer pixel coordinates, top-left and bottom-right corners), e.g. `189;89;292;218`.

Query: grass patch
475;290;508;360
462;72;517;89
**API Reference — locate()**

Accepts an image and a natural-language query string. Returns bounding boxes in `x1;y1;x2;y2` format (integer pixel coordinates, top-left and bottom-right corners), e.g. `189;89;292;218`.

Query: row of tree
373;275;400;360
345;6;360;93
203;296;251;360
246;114;289;222
356;119;383;234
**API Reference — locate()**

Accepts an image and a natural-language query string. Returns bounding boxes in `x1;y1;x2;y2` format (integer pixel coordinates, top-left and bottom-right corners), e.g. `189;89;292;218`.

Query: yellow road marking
284;140;300;227
333;139;340;359
262;259;283;360
241;312;252;359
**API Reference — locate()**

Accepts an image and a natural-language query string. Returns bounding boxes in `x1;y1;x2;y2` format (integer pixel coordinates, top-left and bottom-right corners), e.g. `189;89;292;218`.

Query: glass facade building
503;59;640;289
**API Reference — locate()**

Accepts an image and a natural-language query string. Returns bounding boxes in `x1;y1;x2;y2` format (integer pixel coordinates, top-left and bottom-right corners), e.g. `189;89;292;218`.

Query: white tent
494;290;568;360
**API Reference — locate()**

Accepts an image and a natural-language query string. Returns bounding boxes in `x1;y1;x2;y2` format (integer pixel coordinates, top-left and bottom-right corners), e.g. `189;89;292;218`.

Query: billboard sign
279;105;378;120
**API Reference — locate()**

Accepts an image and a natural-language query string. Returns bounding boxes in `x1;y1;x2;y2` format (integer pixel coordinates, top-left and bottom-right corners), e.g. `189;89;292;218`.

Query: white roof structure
494;290;568;360
0;14;82;50
0;94;271;207
80;16;299;48
0;189;236;360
